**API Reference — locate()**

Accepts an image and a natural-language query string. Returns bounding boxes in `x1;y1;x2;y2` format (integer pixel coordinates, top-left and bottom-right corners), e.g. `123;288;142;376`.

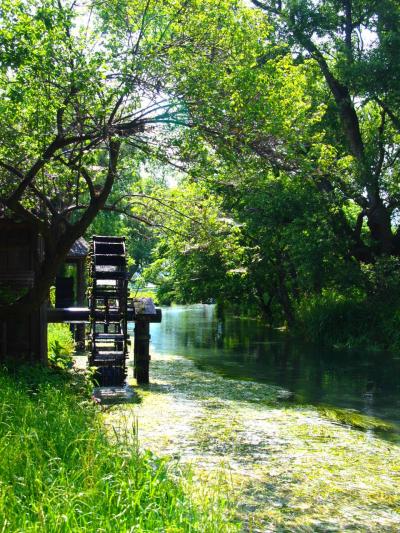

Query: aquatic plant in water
107;353;400;531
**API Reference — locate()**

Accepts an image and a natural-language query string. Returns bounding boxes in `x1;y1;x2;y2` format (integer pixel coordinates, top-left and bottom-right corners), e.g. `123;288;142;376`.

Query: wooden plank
92;235;125;242
95;254;126;266
0;270;35;286
94;242;125;255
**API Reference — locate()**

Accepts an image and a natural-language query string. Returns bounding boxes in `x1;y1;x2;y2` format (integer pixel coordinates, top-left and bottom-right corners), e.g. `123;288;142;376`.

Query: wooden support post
39;302;48;365
0;220;46;363
134;320;150;384
75;258;86;350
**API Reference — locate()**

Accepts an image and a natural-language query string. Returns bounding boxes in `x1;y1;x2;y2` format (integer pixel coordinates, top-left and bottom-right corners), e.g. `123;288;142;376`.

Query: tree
139;0;400;330
251;0;400;256
141;181;249;306
0;0;188;317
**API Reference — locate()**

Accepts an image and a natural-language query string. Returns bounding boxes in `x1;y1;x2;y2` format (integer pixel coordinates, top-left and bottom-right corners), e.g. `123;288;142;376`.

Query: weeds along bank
0;364;237;532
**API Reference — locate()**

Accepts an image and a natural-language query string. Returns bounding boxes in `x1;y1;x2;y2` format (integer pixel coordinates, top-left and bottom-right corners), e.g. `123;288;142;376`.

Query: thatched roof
68;237;89;259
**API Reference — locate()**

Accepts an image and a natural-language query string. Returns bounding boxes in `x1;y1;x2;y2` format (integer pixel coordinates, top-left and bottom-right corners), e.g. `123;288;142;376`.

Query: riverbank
107;351;400;531
0;365;236;532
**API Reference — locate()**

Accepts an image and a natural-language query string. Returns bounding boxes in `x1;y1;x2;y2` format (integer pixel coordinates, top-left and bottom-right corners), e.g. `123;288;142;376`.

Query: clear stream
116;304;400;530
149;304;400;433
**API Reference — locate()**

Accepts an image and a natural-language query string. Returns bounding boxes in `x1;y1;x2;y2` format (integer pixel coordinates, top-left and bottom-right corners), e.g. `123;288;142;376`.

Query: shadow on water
147;304;400;440
94;385;142;406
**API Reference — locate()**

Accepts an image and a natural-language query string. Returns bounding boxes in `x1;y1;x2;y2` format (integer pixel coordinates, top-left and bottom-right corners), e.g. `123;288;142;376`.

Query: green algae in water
195;359;397;438
316;405;397;432
151;305;400;435
108;354;400;531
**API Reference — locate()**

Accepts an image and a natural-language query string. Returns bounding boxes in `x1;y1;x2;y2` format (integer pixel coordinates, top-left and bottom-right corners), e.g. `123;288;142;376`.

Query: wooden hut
0;220;47;363
55;238;89;308
0;219;89;361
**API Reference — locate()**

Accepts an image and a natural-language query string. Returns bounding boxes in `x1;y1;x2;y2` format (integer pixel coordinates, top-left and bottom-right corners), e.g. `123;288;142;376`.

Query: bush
296;284;400;351
47;323;75;369
296;290;368;347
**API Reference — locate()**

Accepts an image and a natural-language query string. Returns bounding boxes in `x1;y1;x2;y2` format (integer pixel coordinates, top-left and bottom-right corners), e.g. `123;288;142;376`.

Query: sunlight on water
148;304;400;432
106;347;400;531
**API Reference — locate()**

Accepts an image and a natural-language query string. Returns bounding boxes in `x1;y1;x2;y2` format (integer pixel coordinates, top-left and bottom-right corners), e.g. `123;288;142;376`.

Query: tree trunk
0;140;121;320
276;265;295;327
291;28;395;257
367;200;394;254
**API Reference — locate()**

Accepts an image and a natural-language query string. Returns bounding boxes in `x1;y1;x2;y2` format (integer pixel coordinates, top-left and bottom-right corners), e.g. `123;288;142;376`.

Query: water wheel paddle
88;236;129;386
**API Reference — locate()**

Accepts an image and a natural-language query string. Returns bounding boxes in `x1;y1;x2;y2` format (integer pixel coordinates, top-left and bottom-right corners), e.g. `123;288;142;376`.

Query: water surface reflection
148;304;400;429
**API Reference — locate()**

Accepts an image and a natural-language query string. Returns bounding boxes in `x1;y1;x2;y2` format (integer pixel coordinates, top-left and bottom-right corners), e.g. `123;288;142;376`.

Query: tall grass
0;366;237;532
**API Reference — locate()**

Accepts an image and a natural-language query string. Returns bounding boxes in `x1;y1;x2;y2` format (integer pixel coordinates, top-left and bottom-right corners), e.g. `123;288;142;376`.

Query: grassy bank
0;365;237;532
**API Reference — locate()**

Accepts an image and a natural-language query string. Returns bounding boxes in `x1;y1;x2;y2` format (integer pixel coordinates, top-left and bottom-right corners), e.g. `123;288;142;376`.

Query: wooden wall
0;220;47;363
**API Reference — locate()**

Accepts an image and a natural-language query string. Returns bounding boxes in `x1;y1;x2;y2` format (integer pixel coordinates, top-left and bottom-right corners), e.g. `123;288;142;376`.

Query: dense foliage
139;0;400;348
0;0;188;315
1;0;399;348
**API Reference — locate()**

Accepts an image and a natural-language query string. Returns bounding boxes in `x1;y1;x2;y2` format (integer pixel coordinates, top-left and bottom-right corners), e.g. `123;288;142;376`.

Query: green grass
47;323;75;369
0;365;237;532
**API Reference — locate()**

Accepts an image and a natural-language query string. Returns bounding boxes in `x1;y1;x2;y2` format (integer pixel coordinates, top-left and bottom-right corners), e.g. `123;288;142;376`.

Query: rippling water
147;304;400;431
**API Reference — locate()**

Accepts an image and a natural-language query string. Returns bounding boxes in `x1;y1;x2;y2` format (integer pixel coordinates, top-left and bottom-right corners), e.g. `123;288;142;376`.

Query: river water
149;304;400;432
115;304;400;530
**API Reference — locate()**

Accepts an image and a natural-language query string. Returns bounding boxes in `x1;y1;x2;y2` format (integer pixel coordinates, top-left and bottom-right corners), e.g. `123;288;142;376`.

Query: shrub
47;323;75;369
296;285;400;351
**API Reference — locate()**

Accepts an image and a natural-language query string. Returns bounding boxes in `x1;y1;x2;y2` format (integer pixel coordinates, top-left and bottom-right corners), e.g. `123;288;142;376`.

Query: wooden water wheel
88;236;129;386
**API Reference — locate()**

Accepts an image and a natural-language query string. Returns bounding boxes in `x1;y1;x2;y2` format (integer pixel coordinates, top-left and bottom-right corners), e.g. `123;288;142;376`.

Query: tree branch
6;134;98;206
111;193;201;223
0;160;24;179
375;110;386;179
251;0;281;15
132;0;152;56
56;156;96;200
375;97;400;134
342;0;354;59
28;184;59;218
